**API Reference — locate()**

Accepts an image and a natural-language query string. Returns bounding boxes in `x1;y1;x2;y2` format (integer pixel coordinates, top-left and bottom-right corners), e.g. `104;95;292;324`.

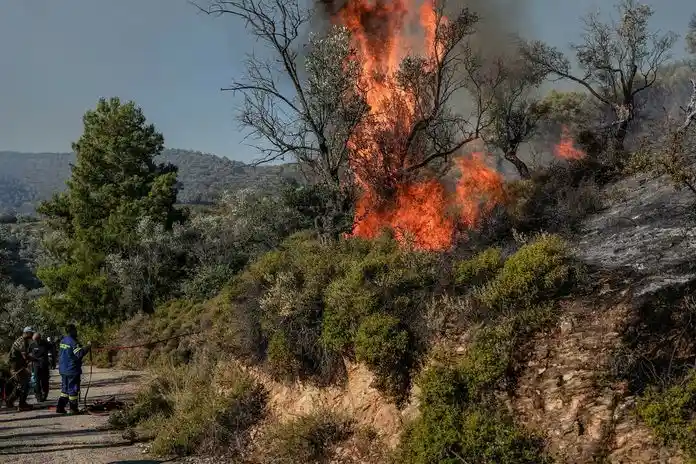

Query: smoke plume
314;0;532;55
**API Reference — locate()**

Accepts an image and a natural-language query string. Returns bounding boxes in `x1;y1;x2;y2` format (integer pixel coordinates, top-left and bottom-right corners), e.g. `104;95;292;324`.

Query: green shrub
638;370;696;458
109;376;174;430
461;323;514;394
109;299;212;369
149;362;267;456
478;234;570;310
221;232;439;393
462;305;555;395
182;263;237;301
322;266;380;352
259;411;353;464
454;247;503;288
454;404;549;464
354;313;412;403
267;331;301;380
395;296;556;462
395;365;470;463
396;364;548;464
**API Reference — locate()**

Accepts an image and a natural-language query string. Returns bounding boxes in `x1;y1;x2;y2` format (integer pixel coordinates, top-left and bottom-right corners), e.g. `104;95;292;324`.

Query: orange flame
352;153;505;250
455;153;506;229
334;0;503;250
554;125;586;160
353;180;454;250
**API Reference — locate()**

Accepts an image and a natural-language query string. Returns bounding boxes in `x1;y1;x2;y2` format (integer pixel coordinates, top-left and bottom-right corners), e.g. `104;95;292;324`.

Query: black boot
68;400;80;415
17;392;32;412
17;402;33;412
56;396;68;414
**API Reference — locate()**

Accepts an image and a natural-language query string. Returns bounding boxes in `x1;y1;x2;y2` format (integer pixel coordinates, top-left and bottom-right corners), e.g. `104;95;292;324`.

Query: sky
0;0;694;163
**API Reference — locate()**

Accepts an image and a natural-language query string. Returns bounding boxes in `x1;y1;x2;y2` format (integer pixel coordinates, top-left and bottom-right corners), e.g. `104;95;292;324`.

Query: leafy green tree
37;97;184;327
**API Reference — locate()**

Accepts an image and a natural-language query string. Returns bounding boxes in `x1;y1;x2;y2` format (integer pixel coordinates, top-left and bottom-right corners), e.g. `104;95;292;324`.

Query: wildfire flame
554;125;586;160
333;0;504;250
455;154;506;229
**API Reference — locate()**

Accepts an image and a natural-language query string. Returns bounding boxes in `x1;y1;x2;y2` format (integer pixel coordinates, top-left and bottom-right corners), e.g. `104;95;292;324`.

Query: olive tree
196;0;368;239
198;0;501;234
630;23;696;196
349;4;498;201
483;58;549;179
522;0;677;154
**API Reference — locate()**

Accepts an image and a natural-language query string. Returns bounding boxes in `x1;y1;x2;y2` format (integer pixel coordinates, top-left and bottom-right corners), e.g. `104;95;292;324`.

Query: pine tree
37;97;185;327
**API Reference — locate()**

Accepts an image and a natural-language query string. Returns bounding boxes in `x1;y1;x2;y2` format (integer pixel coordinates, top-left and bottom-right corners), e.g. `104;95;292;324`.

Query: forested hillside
0;149;300;213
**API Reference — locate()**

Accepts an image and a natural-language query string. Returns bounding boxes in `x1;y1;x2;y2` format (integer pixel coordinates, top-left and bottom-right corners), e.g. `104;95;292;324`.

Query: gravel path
0;367;166;464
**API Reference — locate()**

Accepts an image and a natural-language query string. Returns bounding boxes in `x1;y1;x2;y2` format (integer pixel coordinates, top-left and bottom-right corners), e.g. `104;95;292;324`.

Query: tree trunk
613;119;629;153
505;150;531;180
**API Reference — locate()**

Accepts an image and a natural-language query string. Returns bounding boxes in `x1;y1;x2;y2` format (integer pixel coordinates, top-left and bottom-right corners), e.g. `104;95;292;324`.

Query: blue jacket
58;335;89;376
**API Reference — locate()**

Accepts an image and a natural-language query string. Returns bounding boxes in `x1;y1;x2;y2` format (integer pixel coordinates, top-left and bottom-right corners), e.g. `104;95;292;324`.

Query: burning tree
522;0;677;154
335;0;507;249
341;2;490;194
201;0;506;250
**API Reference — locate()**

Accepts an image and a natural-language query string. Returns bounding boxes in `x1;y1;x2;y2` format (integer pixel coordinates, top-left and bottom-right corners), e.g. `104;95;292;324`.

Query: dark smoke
315;0;408;63
453;0;530;54
313;0;533;55
315;0;346;16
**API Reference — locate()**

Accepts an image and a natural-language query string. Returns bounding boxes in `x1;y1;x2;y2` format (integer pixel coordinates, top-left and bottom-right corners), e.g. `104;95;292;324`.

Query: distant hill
0;149;301;213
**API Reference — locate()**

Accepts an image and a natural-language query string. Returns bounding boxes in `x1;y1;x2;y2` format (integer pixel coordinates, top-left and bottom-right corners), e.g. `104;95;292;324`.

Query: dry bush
506;159;606;235
254;410;354;464
109;298;220;369
110;359;267;458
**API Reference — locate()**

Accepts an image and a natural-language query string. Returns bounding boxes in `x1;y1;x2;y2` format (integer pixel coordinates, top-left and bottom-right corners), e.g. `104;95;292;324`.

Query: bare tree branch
680;78;696;132
195;0;370;238
195;0;368;185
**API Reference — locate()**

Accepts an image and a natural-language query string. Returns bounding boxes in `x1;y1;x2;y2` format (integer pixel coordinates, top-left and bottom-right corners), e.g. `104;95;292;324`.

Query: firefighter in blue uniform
56;324;91;414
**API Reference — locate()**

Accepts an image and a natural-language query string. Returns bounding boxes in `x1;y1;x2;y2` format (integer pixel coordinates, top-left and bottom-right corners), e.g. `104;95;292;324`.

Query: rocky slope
232;172;696;463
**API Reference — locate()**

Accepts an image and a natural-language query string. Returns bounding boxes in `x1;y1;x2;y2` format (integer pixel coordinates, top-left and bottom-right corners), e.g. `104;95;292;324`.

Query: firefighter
6;327;36;411
30;332;52;401
56;324;91;414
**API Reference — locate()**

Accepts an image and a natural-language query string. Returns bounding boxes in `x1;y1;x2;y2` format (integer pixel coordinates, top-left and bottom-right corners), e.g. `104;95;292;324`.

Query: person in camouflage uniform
6;326;36;411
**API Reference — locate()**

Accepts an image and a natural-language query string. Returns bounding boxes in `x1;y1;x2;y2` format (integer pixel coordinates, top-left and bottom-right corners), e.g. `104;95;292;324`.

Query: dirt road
0;367;165;464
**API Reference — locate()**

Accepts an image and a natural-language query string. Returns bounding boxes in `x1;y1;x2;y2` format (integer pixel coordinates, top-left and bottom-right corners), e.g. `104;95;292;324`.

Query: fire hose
80;330;201;414
27;330;202;416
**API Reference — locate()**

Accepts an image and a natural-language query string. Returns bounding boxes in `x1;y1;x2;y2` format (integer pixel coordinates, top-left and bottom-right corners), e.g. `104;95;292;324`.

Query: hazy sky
0;0;694;162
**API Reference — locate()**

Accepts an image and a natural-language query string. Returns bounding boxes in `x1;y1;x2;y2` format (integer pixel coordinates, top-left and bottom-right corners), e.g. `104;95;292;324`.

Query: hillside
0;149;301;213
